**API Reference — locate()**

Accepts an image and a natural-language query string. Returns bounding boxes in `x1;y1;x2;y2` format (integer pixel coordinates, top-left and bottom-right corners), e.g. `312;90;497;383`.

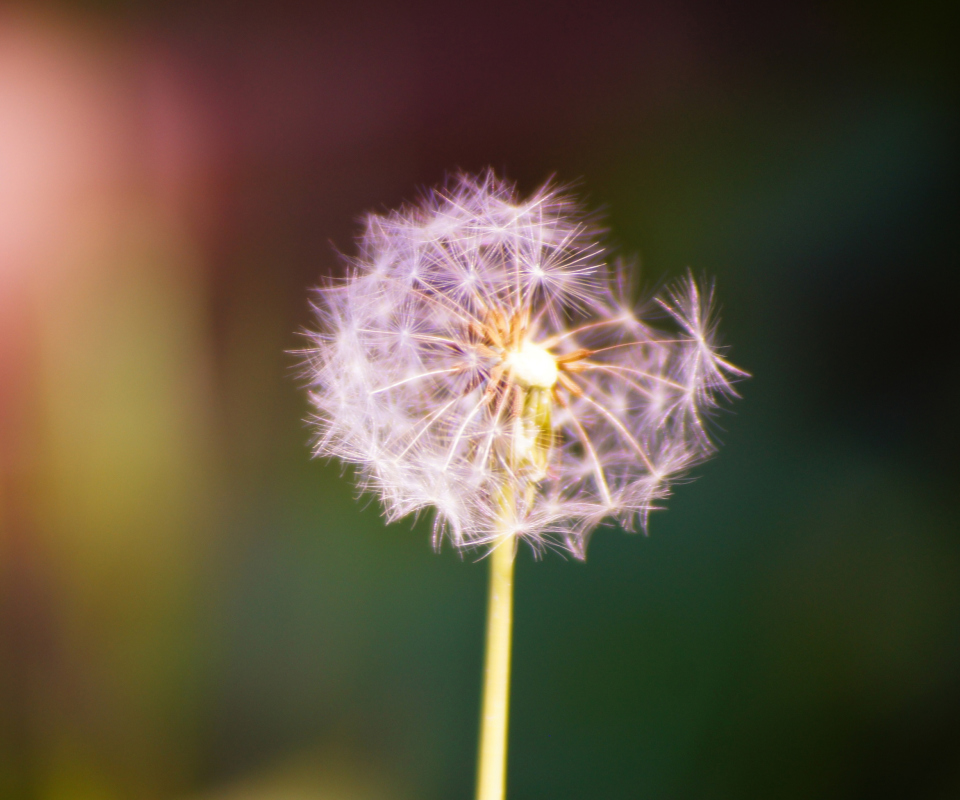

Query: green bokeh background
1;2;957;798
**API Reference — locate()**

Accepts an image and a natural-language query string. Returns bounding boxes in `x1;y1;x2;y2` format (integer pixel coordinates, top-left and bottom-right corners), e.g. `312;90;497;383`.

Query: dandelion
304;170;745;800
307;171;743;554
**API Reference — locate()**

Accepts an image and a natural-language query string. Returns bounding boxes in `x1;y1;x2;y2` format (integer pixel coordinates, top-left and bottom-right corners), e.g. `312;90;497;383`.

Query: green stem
475;534;516;800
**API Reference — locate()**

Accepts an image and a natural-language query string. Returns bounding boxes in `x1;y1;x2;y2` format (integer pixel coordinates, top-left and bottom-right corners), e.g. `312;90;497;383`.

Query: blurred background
1;1;958;798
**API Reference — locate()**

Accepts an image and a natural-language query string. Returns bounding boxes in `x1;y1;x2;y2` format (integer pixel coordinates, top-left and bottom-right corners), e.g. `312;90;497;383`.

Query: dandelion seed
305;170;745;557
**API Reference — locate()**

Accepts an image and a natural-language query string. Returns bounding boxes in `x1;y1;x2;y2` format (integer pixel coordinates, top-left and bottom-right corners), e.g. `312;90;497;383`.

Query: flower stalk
476;365;553;800
476;532;516;800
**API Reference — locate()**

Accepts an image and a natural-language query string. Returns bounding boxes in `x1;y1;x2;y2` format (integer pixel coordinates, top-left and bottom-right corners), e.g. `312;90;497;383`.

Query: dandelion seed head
305;170;745;557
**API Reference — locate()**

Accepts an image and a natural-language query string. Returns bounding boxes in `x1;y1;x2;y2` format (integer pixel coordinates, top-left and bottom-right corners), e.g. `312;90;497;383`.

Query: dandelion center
504;339;558;390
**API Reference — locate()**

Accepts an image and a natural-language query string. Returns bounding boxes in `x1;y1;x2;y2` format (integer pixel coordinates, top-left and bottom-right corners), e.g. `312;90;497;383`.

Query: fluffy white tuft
305;171;745;557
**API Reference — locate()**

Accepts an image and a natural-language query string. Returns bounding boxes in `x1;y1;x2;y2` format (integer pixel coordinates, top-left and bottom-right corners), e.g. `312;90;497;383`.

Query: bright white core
505;340;559;389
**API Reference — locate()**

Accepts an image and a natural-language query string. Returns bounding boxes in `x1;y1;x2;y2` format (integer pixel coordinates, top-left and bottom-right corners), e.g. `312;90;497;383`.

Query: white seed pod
306;171;745;557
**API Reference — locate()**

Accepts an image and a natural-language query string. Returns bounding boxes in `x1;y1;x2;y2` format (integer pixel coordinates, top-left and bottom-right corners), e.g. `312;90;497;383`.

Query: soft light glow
505;340;558;389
